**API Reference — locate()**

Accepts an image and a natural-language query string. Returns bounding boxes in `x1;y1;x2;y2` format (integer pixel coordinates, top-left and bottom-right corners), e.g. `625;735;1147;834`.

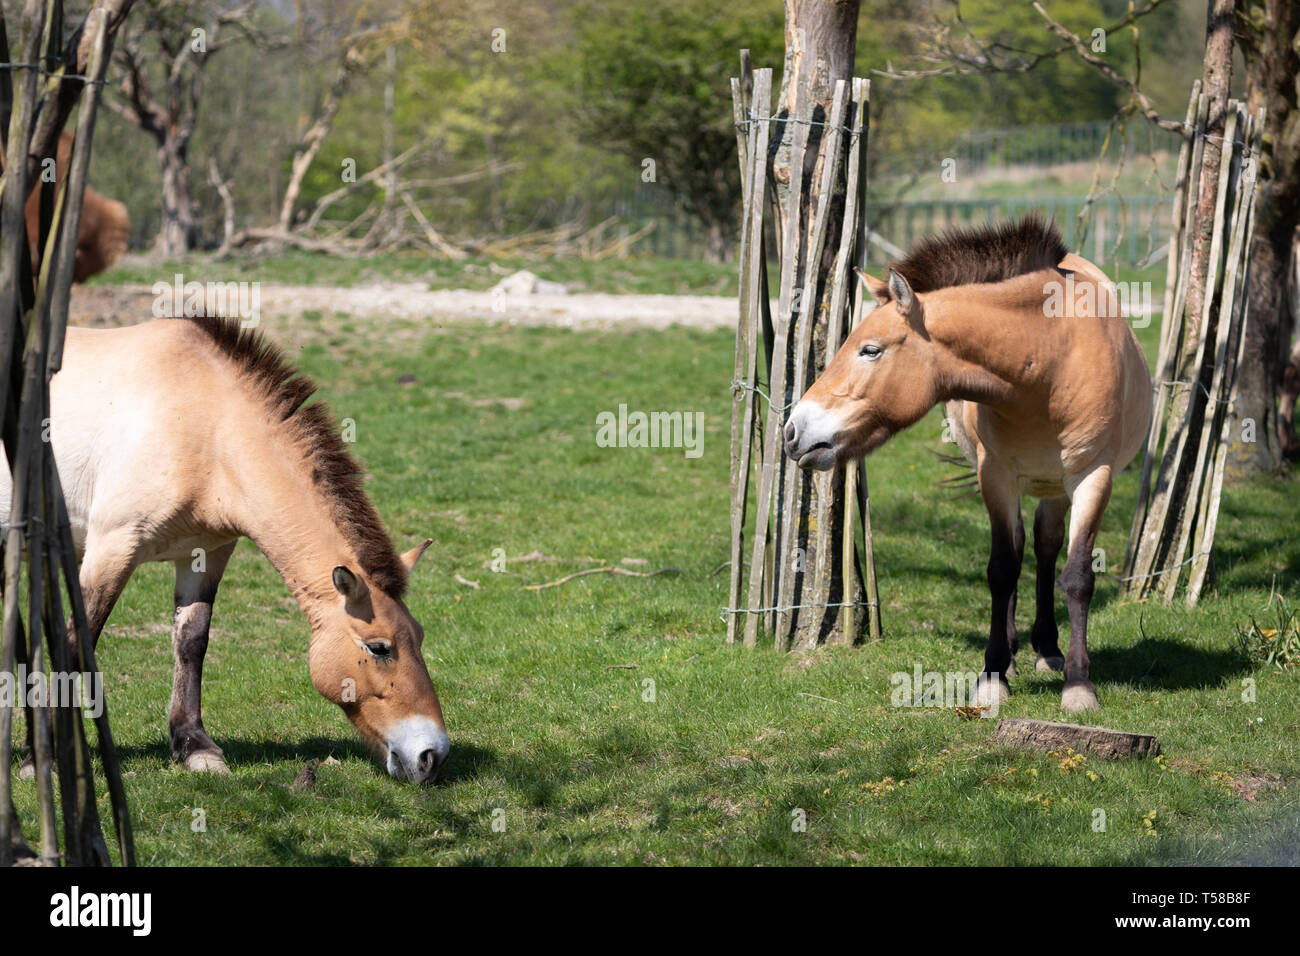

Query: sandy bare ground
68;281;739;333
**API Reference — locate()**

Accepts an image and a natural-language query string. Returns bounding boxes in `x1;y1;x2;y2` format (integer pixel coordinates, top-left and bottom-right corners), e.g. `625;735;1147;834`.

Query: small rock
491;270;568;296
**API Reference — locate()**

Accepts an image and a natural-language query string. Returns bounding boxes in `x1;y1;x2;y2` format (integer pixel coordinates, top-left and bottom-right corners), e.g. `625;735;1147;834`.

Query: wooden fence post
727;45;880;649
1120;87;1264;604
0;0;136;868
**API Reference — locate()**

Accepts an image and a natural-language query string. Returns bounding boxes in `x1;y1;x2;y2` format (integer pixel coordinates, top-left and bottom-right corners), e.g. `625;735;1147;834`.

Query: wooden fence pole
1120;92;1264;604
728;53;879;650
0;0;136;868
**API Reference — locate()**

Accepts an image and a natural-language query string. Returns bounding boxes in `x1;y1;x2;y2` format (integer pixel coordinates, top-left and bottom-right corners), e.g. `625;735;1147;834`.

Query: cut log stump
994;718;1161;759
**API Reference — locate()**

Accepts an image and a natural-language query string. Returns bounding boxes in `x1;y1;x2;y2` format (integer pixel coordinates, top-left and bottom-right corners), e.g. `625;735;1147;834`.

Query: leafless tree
105;0;281;256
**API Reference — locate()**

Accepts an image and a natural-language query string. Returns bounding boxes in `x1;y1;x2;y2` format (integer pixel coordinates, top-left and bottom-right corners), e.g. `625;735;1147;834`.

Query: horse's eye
859;343;884;360
364;641;392;659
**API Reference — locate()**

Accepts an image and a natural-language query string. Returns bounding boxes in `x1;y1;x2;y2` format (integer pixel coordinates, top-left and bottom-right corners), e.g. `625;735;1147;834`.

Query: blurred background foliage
23;0;1208;258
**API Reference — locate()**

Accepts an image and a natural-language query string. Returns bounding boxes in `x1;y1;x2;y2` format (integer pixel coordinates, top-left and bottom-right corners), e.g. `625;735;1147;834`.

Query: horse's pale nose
385;717;450;782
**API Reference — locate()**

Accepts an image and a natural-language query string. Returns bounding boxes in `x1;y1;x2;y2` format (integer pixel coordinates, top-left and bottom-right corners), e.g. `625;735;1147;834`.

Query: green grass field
13;262;1300;866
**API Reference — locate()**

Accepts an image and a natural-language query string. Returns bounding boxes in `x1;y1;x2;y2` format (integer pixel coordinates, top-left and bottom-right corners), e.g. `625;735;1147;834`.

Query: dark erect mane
177;316;407;599
884;215;1068;297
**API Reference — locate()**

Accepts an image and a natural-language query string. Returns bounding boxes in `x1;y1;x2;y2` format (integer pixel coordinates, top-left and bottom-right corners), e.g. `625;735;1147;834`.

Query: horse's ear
400;538;433;572
888;270;922;325
855;268;891;305
332;566;365;602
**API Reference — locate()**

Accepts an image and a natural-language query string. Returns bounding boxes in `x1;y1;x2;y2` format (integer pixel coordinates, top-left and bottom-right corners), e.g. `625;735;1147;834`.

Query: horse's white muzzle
385;717;450;783
783;401;841;470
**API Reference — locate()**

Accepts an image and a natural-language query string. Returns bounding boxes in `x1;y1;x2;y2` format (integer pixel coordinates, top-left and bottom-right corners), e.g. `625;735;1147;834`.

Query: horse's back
949;255;1151;495
0;321;239;555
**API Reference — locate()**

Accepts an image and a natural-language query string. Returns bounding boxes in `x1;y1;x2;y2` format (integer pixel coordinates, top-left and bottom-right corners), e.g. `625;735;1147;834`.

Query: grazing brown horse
2;318;448;781
24;132;129;281
784;218;1151;712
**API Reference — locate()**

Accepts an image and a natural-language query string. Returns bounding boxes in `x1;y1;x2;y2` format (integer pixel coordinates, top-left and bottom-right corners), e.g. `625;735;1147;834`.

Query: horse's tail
934;451;979;499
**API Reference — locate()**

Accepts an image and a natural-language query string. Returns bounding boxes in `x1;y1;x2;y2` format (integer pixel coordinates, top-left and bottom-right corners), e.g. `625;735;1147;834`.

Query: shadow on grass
1213;514;1300;593
113;736;500;785
1090;636;1251;690
948;626;1250;695
113;734;372;768
1002;635;1250;696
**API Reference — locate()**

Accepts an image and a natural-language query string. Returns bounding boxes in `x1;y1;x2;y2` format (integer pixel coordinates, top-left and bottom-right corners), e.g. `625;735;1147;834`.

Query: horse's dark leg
1060;466;1112;712
1031;497;1069;672
1007;511;1025;670
976;460;1022;705
169;542;235;774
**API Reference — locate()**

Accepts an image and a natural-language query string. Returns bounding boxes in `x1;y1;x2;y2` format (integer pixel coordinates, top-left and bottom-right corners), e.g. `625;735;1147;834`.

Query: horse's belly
1008;446;1069;497
0;443;92;558
1018;475;1067;498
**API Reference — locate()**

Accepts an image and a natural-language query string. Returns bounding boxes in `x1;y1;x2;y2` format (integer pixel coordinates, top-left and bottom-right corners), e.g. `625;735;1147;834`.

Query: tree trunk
156;133;198;257
770;0;860;648
703;213;728;264
277;41;363;233
1184;0;1235;340
1236;0;1300;469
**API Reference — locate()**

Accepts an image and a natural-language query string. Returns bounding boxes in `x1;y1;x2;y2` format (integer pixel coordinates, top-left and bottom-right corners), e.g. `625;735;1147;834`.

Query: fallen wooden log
993;718;1161;759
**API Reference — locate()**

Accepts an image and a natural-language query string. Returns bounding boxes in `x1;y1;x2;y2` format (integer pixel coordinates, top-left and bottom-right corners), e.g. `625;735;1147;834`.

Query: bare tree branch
1030;1;1184;133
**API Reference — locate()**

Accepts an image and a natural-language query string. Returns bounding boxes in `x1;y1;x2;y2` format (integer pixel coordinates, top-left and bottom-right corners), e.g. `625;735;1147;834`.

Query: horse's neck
228;447;353;621
925;275;1058;405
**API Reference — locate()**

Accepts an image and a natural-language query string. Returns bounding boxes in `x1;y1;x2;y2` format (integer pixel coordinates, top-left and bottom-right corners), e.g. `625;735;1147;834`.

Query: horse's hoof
976;674;1010;707
1005;658;1017;680
1061;683;1099;713
1036;655;1065;673
184;751;231;774
17;760;34;781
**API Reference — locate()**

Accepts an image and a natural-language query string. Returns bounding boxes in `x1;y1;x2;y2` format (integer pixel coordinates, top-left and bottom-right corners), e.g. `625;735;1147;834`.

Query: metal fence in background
865;195;1171;270
607;186;712;260
612;188;1171;269
877;120;1184;180
610;122;1180;267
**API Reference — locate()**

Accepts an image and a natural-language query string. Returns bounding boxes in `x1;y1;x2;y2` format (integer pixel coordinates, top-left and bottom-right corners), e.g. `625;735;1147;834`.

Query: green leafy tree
572;0;784;261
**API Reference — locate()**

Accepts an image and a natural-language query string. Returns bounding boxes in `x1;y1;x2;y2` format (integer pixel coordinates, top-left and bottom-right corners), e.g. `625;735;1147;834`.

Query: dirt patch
1229;771;1285;802
69;281;737;333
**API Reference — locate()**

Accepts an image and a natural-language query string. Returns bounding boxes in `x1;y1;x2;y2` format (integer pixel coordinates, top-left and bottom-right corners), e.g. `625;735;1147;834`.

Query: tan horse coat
1;318;448;780
785;218;1150;711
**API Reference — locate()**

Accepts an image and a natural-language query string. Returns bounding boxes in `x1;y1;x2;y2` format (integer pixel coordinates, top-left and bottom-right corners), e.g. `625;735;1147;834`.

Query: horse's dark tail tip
934;450;979;499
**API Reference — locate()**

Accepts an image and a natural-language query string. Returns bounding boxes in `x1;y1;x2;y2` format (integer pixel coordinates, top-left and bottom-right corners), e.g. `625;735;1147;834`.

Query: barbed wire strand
735;110;863;138
720;600;879;622
1118;550;1212;583
730;378;794;414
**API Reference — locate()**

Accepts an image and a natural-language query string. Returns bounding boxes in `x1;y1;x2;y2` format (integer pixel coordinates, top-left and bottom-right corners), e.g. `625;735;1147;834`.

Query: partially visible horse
22;131;129;281
784;217;1151;712
2;318;449;781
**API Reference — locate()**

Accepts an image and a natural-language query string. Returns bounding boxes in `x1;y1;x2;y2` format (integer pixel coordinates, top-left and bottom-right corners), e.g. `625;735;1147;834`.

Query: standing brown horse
2;317;448;781
784;218;1151;712
23;132;129;281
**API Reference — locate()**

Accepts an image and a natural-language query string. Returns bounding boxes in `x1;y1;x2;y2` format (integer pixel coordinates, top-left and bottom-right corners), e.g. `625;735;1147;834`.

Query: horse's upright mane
177;316;408;599
884;215;1068;298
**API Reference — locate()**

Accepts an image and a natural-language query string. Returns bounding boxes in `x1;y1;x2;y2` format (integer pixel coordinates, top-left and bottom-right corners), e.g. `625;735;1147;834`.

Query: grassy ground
12;276;1300;866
